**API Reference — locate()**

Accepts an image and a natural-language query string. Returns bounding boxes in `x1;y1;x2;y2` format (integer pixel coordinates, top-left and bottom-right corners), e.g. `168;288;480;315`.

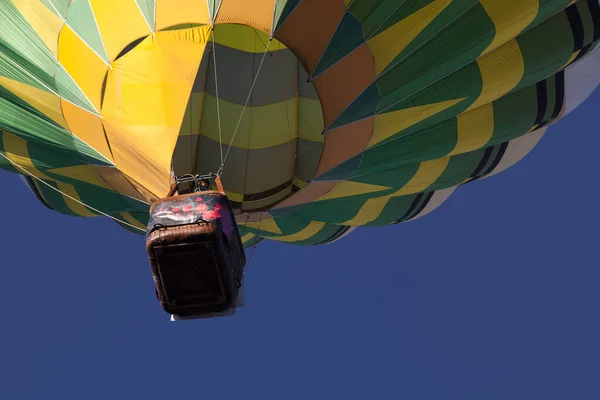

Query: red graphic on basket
147;193;238;243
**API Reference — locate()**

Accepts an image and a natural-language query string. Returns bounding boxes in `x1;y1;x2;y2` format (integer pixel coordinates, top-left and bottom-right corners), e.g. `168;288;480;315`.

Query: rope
45;0;65;21
217;39;272;176
244;212;264;272
253;29;274;58
239;214;251;238
0;151;146;233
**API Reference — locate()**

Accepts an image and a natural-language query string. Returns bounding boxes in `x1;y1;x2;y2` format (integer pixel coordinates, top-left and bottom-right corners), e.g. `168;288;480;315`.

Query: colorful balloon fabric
1;0;600;248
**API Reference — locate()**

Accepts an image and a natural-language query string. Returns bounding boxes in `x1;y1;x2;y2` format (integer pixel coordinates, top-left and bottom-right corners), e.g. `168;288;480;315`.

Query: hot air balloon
1;0;600;317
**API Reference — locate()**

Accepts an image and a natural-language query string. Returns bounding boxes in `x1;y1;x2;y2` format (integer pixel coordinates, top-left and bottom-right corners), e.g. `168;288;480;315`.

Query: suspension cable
0;151;146;233
244;212;264;272
217;39;272;177
210;28;224;167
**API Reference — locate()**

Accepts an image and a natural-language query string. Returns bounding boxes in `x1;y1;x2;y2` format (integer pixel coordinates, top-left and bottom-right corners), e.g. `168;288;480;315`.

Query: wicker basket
146;191;245;317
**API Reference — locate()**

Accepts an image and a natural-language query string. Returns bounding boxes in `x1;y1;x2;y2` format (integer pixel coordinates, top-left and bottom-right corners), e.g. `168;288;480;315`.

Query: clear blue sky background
1;89;599;399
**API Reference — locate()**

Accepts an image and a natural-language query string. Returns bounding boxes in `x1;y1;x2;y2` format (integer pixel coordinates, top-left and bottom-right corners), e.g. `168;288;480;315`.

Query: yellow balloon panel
155;0;211;31
90;0;152;62
101;27;211;199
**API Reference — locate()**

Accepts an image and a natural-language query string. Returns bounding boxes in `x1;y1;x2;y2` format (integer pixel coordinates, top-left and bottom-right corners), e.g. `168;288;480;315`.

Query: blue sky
1;89;599;399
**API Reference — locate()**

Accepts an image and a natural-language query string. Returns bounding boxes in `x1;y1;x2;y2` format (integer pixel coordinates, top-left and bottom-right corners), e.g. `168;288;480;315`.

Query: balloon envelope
1;0;600;247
